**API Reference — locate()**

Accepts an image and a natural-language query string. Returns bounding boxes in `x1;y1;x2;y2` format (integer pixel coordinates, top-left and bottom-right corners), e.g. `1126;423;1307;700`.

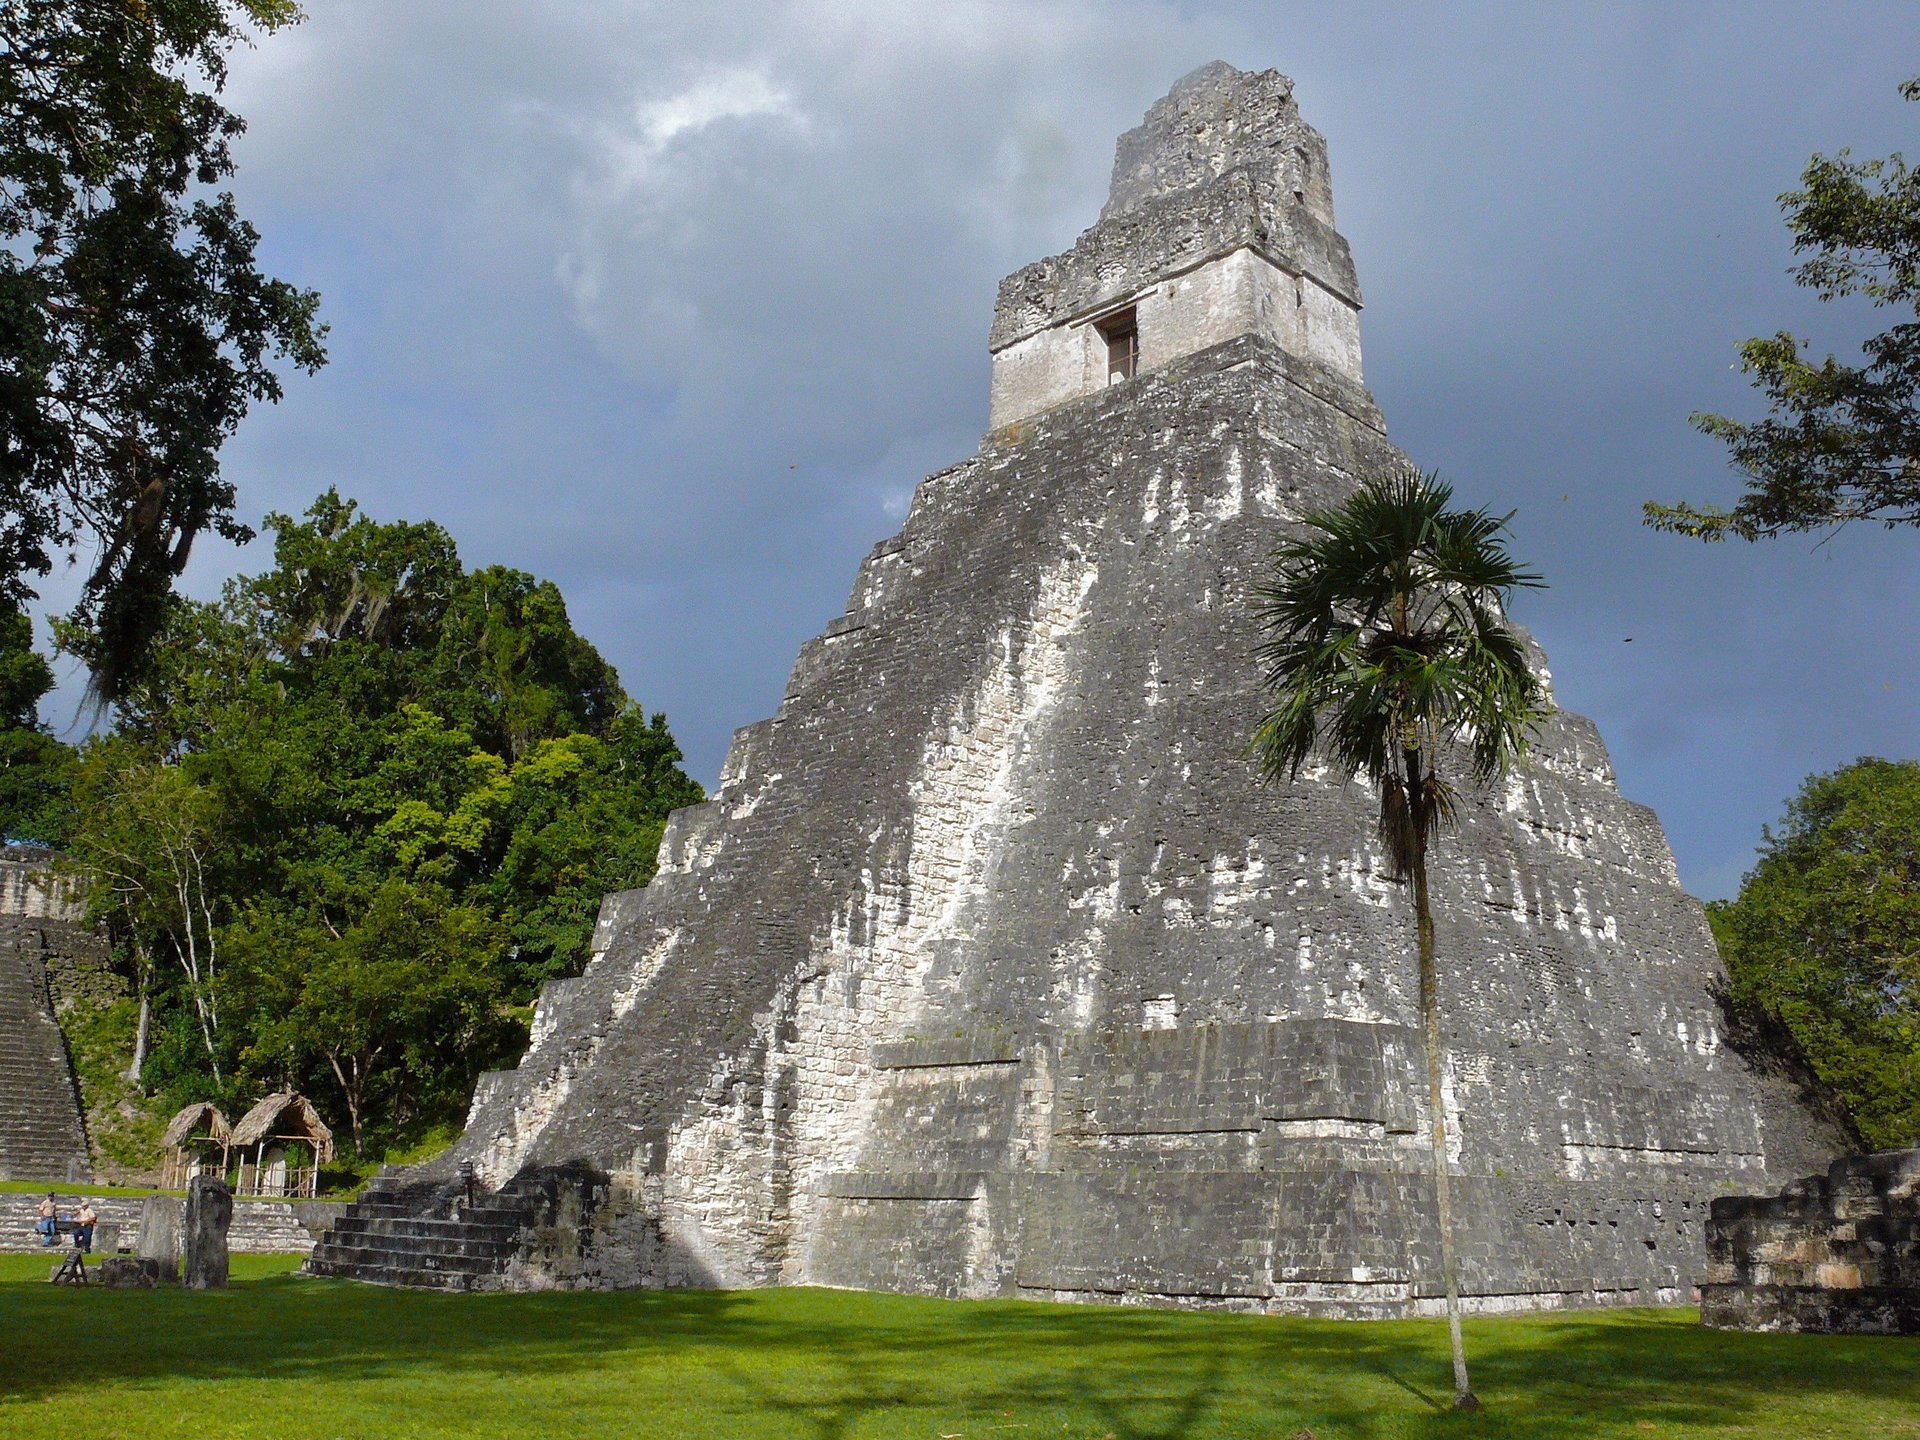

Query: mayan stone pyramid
316;63;1839;1311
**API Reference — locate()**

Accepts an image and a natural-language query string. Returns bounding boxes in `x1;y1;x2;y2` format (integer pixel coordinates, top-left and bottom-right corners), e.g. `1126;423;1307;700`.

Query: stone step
309;1239;508;1277
329;1213;524;1244
302;1167;592;1287
0;915;91;1183
303;1256;485;1291
320;1224;520;1260
342;1199;533;1228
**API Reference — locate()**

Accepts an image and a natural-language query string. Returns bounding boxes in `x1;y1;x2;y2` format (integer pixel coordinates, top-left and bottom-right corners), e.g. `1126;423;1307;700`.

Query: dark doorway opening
1097;307;1138;383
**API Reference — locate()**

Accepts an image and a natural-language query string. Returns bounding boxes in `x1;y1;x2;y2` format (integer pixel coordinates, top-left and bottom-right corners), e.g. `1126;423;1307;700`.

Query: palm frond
1249;466;1552;877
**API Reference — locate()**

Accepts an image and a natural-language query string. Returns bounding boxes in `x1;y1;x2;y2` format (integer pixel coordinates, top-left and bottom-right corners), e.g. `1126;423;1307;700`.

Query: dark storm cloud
156;0;1920;899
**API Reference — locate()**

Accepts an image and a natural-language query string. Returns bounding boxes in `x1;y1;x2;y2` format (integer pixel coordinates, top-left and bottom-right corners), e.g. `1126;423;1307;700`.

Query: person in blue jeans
34;1192;58;1246
71;1199;97;1253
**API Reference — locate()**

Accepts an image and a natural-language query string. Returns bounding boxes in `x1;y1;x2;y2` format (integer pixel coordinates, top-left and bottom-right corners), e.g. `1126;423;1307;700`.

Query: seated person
72;1199;97;1253
34;1192;58;1246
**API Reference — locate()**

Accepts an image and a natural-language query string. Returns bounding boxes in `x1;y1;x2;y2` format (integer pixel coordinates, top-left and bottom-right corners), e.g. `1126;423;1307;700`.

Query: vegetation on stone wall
58;987;167;1178
37;491;701;1166
1710;757;1920;1150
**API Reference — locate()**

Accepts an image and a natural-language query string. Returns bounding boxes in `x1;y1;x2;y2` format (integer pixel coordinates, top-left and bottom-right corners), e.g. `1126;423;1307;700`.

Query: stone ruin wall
0;849;119;1013
401;63;1843;1313
1703;1149;1920;1333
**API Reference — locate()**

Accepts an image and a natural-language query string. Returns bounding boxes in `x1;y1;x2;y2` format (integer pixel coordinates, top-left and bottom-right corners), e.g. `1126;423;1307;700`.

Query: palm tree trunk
1413;838;1479;1409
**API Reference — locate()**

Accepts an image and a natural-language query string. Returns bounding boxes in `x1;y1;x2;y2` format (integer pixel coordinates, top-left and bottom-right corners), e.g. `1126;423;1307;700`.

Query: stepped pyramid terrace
308;62;1841;1312
0;847;95;1185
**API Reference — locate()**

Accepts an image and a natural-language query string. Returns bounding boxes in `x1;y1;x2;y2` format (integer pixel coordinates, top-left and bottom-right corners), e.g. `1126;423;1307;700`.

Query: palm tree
1250;467;1550;1411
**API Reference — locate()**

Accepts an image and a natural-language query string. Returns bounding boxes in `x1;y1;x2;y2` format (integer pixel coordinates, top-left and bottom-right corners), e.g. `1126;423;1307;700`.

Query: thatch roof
160;1101;229;1151
228;1092;335;1160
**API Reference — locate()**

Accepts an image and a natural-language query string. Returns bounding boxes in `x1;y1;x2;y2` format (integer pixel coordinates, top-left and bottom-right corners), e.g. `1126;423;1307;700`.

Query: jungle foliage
40;492;701;1159
1710;757;1920;1151
0;597;72;843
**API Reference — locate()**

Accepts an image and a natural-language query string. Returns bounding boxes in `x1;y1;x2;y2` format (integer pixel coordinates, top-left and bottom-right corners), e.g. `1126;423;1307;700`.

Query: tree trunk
1413;837;1478;1410
125;961;151;1084
328;1052;364;1156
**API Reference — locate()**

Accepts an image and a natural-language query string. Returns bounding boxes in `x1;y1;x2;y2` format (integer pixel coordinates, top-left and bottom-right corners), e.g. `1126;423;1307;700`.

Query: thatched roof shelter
229;1092;334;1161
160;1101;231;1189
160;1101;228;1150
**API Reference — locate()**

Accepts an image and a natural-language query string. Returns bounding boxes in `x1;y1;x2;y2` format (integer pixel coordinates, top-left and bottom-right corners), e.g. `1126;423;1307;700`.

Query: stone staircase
0;917;91;1182
304;1170;579;1291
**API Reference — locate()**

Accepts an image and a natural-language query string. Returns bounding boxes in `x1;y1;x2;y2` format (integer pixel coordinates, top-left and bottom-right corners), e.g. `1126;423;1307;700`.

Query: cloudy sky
61;1;1920;900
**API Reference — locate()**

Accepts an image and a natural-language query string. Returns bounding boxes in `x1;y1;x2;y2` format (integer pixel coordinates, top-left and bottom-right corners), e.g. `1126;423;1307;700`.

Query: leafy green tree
208;492;623;754
212;700;519;1148
244;489;461;662
1709;758;1920;1149
489;712;704;991
0;0;326;698
227;879;514;1154
1648;79;1920;541
65;739;227;1083
57;489;704;1156
1251;469;1550;1411
0;599;72;841
430;566;626;762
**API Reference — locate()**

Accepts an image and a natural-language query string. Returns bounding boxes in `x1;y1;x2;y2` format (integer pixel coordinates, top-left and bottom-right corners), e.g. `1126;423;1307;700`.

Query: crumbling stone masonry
310;62;1843;1311
1702;1150;1920;1333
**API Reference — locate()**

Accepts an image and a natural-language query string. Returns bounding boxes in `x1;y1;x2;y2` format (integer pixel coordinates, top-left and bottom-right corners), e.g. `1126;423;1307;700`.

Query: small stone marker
182;1176;233;1289
93;1220;120;1255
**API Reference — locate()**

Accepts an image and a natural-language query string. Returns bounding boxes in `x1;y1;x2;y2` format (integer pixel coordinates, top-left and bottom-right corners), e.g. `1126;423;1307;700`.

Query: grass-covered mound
0;1256;1910;1439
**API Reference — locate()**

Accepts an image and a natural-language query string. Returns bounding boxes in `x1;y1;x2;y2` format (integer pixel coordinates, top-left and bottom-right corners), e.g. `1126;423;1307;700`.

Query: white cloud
637;66;796;154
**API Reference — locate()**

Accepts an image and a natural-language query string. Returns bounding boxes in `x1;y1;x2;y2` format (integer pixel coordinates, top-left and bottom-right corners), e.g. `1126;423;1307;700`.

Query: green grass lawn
0;1254;1912;1440
0;1179;168;1198
0;1180;351;1202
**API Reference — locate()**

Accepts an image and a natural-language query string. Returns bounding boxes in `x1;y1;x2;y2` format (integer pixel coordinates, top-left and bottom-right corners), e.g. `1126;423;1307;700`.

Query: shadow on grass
2;1271;1916;1439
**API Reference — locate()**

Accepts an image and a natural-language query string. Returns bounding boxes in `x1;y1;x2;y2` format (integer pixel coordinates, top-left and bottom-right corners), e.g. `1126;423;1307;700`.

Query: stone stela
308;62;1842;1312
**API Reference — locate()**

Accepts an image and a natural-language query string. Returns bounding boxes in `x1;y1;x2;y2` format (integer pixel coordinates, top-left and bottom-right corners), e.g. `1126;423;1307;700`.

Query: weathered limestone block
182;1176;232;1289
323;62;1846;1313
1702;1149;1920;1332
